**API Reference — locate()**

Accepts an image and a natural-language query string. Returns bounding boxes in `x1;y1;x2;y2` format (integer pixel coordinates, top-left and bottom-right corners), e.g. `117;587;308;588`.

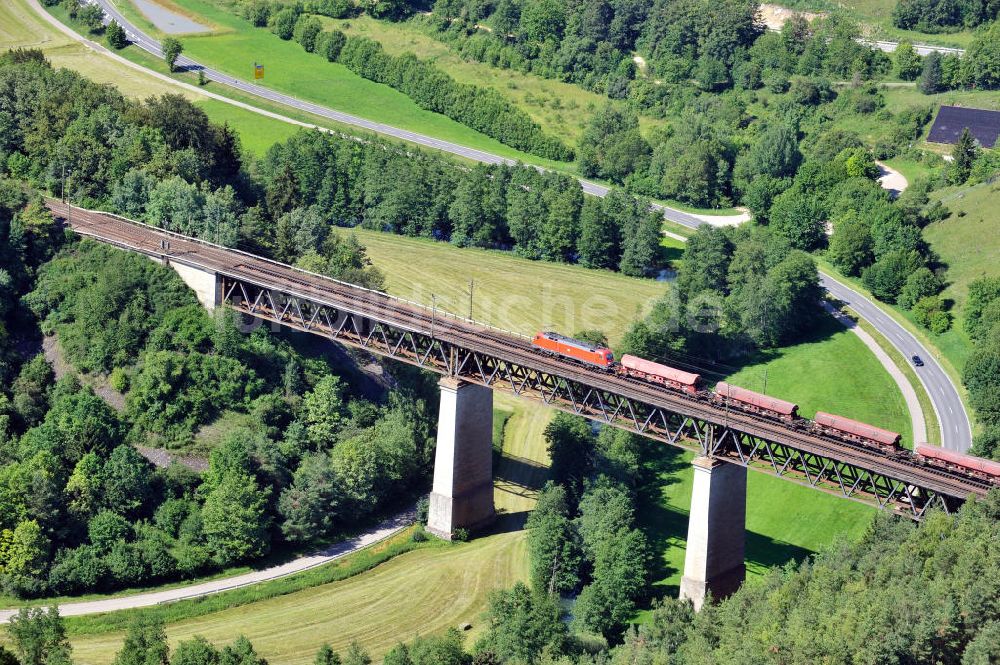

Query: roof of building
927;105;1000;148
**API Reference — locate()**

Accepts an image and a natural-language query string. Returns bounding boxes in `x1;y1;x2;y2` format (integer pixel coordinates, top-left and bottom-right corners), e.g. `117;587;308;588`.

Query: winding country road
49;0;972;452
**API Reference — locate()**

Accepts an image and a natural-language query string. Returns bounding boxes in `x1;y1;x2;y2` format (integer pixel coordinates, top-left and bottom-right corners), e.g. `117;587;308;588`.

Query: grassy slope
114;0;570;168
922;180;1000;369
723;315;912;442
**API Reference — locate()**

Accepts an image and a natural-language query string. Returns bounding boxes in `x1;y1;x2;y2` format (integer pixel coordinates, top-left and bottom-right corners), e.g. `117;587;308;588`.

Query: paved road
863;39;965;57
820;272;970;451
0;510;414;623
68;0;973;452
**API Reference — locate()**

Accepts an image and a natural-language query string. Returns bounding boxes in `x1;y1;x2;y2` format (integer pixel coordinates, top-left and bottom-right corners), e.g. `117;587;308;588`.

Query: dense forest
893;0;1000;32
0;217;438;597
0;51;447;596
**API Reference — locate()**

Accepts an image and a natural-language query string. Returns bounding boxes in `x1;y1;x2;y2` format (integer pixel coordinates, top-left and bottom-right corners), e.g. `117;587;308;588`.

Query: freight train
530;331;998;483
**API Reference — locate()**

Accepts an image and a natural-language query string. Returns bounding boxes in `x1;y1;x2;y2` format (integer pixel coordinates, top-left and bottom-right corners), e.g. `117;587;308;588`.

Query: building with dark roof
927;105;1000;148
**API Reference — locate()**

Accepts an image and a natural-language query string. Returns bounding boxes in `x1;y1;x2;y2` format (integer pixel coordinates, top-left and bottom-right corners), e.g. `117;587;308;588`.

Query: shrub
109;366;129;392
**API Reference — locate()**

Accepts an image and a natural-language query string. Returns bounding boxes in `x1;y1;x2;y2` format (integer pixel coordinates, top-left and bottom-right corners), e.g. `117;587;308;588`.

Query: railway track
51;201;990;504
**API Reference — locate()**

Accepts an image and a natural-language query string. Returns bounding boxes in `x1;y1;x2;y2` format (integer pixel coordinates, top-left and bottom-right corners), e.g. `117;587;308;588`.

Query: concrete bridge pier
679;456;747;611
427;377;495;539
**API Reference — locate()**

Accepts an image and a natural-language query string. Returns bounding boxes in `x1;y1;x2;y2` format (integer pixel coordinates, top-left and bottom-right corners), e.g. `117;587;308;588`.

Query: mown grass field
34;533;527;665
349;228;665;345
110;0;570;168
192;98;302;155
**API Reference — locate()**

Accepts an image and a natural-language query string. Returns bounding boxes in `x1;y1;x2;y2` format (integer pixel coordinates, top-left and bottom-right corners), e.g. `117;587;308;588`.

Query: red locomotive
915;443;1000;484
813;411;901;450
531;332;614;368
619;354;702;394
712;382;799;422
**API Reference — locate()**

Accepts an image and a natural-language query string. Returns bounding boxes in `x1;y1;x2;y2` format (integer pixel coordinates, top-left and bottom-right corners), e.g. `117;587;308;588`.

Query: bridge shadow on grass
494;452;548;491
637;443;813;600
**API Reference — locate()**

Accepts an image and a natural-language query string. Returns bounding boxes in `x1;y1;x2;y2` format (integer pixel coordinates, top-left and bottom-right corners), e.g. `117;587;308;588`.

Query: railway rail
49;201;990;518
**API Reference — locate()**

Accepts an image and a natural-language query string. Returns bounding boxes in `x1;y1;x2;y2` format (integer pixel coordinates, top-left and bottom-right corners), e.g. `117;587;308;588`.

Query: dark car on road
912;355;924;367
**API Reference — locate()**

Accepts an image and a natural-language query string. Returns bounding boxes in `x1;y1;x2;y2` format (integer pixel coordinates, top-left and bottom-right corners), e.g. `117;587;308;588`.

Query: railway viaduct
51;201;991;611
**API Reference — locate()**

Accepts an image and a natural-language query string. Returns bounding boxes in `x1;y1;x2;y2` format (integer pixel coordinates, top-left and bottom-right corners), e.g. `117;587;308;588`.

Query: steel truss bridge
52;202;991;519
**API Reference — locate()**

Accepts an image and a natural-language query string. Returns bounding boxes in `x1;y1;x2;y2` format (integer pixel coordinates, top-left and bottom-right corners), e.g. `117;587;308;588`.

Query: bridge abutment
679;456;747;611
427;377;494;539
167;261;221;311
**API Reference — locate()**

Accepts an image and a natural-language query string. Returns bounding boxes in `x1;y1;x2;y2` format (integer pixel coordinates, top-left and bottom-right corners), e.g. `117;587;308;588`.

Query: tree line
893;0;1000;33
0;50;660;278
965;276;1000;461
254;130;662;275
237;1;572;161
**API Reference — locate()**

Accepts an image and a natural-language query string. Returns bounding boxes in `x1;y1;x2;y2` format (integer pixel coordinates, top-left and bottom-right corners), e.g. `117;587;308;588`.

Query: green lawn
349;228;665;346
638;445;876;606
722;314;912;441
109;0;570;168
193;98;301;155
817;258;970;416
638;312;900;603
922;180;1000;369
883;154;945;186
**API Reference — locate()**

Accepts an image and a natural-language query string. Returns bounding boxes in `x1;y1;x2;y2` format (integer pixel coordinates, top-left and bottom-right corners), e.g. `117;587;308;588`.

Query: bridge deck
50;201;989;506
